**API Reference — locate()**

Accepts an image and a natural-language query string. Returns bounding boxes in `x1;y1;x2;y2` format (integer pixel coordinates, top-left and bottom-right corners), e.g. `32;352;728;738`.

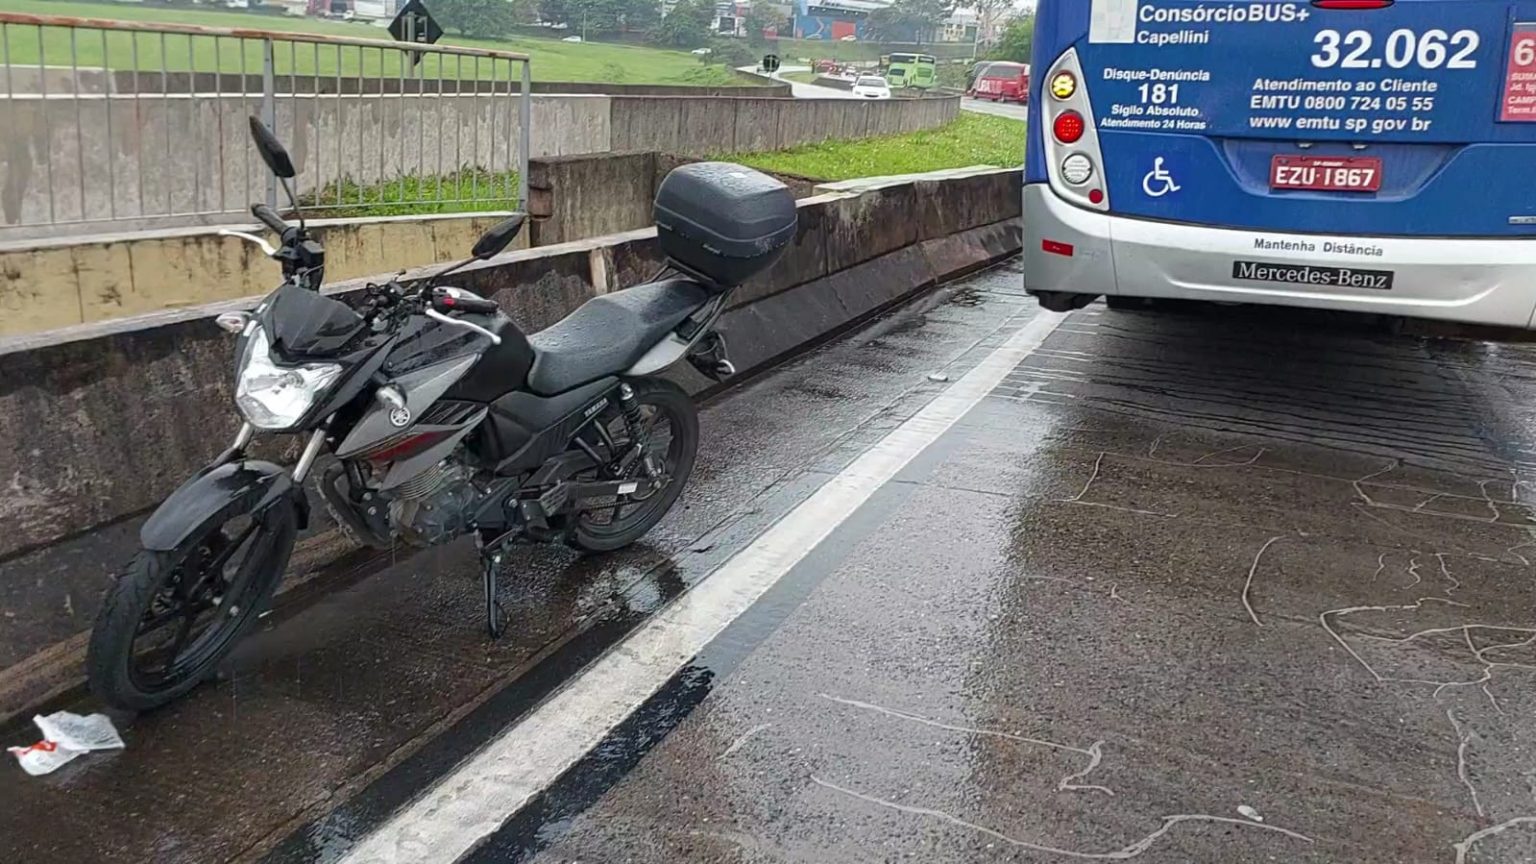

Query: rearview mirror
248;116;296;179
471;214;526;259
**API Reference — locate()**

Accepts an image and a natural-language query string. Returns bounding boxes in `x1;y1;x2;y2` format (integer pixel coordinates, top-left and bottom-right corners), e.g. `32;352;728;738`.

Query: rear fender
624;291;726;377
140;460;308;553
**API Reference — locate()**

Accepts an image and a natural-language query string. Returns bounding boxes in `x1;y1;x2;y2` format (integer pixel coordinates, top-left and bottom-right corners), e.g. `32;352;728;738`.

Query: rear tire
87;502;297;711
567;377;699;554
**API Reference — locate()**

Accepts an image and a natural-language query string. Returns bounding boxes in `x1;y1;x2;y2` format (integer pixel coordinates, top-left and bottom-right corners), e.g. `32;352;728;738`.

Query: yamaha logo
388;406;412;428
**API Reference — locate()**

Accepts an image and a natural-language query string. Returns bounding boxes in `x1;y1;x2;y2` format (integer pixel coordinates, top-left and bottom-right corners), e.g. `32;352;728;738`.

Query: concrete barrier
0;167;1022;718
0;151;835;337
526;151;822;247
0;213;527;336
10;68;790;99
1;91;959;237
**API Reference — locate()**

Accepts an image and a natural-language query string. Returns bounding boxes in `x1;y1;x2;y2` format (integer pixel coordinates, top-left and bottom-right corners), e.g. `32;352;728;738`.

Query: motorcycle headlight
235;326;342;430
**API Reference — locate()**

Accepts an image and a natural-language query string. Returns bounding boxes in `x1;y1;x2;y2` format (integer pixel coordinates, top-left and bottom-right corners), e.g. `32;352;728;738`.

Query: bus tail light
1041;48;1109;212
1053;112;1085;144
1042;239;1075;257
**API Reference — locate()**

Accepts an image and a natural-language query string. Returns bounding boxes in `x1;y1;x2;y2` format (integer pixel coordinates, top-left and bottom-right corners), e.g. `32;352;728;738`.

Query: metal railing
0;11;531;239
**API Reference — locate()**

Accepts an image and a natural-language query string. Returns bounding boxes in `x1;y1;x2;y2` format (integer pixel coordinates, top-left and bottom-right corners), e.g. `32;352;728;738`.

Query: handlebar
432;292;499;316
251;203;290;235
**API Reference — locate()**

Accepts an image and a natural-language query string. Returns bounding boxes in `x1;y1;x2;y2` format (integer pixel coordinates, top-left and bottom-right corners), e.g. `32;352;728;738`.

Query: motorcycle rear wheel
567;377;699;553
87;501;297;711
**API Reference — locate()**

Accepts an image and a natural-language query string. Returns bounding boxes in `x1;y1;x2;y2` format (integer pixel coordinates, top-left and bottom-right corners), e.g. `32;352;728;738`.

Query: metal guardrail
0;12;531;239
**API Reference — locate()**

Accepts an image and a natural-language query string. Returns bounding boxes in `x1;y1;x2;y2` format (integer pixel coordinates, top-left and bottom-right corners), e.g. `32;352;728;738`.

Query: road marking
340;309;1068;864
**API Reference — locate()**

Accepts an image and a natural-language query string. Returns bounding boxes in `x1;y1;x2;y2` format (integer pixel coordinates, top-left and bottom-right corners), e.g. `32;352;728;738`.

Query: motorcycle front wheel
87;501;297;711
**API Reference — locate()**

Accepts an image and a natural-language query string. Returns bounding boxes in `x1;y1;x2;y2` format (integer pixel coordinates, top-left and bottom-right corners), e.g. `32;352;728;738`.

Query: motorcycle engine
387;460;486;547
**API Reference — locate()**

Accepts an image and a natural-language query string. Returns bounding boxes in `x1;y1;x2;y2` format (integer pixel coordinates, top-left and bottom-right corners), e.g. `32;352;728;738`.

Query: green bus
884;53;936;90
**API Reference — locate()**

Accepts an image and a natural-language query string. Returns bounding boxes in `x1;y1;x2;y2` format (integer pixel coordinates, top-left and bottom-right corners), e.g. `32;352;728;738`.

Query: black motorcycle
87;117;797;710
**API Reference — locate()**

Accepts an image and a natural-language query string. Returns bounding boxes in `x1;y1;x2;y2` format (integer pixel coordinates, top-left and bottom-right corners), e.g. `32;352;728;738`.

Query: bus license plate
1270;156;1383;193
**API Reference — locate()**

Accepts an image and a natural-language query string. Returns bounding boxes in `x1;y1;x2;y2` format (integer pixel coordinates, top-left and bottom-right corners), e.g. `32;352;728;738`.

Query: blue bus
1023;0;1536;325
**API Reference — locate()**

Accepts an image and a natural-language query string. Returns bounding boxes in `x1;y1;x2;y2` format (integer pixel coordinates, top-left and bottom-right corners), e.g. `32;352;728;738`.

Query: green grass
0;0;748;85
300;168;518;219
722;112;1025;181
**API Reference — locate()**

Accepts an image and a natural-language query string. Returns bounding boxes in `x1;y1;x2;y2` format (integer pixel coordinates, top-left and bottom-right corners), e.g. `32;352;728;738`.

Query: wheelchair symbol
1142;157;1182;198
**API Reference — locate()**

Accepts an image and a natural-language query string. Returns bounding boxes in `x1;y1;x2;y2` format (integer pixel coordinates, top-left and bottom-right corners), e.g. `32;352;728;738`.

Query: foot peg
687;332;735;382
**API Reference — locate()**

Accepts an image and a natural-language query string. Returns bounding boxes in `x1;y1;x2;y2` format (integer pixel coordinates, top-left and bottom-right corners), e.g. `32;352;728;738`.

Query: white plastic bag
34;712;125;752
7;740;83;777
8;711;124;776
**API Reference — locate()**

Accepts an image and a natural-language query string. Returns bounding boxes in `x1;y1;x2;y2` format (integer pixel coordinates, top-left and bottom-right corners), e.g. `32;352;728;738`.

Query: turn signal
1053;111;1085;144
1050;71;1077;100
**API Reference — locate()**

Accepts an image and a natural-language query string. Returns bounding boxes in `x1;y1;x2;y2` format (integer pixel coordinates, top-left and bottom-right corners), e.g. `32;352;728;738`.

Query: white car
851;76;891;100
561;36;583;43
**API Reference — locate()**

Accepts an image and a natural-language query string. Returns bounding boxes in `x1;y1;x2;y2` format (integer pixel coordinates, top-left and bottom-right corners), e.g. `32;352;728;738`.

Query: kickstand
481;550;508;640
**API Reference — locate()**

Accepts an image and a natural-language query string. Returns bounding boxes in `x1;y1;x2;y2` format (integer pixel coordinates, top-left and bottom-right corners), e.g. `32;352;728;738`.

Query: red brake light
1053;111;1085;144
1311;0;1393;8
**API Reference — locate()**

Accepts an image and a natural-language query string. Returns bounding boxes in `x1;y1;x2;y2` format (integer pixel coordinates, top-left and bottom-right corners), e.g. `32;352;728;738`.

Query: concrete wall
0;212;526;336
0;92;606;237
526;151;822;247
13;68;789;99
114;72;792;99
0;91;959;237
0;167;1022;715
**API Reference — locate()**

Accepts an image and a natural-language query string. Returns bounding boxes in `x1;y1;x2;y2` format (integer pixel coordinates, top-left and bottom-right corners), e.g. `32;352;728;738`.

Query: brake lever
218;228;277;257
425;308;503;345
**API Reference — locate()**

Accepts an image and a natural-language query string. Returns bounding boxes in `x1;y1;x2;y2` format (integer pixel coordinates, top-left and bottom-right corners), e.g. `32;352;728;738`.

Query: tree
432;0;524;38
970;0;1012;48
987;13;1033;63
652;0;713;48
538;0;653;35
867;0;955;46
743;4;788;47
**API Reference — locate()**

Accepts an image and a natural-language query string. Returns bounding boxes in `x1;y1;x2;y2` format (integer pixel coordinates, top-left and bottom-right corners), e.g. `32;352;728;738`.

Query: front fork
218;421;329;486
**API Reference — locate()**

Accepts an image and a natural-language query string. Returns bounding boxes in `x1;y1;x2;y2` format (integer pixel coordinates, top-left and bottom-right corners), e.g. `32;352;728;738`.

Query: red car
969;61;1030;103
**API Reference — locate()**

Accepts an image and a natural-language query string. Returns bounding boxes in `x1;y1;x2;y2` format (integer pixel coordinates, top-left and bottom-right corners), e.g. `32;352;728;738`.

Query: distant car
561;36;582;42
691;48;713;55
969;61;1030;103
852;76;891;100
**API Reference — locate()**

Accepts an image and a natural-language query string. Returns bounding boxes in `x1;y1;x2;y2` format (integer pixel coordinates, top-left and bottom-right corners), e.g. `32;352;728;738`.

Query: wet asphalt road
8;261;1536;863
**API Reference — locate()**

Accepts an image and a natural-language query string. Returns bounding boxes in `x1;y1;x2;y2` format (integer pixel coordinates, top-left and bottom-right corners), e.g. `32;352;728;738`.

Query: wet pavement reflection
524;283;1536;863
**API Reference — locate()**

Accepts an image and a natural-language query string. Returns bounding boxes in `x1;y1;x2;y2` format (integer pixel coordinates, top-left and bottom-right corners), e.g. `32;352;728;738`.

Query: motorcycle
86;117;798;710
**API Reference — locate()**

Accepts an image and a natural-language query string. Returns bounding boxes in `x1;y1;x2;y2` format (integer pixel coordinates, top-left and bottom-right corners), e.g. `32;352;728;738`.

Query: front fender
140;460;308;552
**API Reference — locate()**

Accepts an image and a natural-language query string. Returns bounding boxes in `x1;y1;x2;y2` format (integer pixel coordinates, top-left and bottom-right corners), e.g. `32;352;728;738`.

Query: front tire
567;377;699;554
87;501;297;711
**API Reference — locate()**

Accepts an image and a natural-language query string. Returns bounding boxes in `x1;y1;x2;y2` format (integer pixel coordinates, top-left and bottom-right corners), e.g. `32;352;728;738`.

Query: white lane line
340;309;1068;864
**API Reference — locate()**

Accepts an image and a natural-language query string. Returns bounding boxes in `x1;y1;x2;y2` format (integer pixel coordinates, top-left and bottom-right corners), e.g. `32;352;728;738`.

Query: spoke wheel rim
127;515;275;692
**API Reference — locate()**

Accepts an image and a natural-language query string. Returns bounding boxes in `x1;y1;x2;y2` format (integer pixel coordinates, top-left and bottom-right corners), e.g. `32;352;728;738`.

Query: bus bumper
1022;183;1536;328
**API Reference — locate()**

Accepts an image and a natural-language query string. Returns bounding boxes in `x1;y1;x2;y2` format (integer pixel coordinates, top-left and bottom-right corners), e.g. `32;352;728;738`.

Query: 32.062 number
1311;29;1480;70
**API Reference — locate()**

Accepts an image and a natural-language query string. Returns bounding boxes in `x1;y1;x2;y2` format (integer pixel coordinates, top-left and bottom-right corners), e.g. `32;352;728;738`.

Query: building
939;10;978;43
793;0;888;41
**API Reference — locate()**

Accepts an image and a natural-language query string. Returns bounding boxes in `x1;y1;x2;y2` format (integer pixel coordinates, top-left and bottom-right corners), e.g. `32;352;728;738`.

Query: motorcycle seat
526;278;710;395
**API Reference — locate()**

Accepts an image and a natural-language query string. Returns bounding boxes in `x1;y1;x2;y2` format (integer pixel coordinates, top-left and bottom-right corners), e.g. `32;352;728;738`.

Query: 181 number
1137;82;1181;104
1311;29;1480;70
